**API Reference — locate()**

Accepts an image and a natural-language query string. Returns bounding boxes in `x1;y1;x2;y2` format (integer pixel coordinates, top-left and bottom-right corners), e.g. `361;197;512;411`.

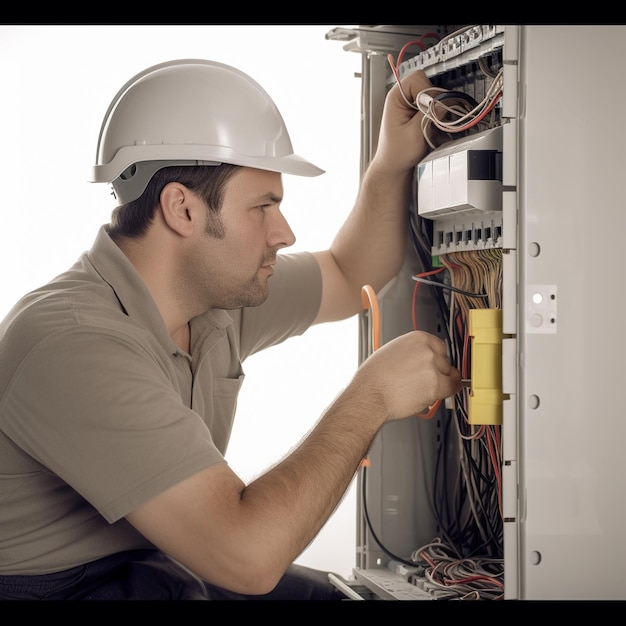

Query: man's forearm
240;381;383;573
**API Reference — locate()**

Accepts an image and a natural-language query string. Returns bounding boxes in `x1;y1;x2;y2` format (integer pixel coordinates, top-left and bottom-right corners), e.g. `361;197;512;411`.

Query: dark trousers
0;550;346;600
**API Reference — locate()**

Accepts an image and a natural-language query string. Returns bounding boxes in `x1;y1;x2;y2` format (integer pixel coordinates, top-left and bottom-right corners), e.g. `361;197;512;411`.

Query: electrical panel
327;24;626;601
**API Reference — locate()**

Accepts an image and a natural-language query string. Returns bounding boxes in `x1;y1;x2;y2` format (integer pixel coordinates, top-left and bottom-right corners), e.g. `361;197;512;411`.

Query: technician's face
192;167;296;310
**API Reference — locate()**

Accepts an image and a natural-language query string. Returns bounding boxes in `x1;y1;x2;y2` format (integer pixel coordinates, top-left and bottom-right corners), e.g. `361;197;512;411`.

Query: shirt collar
87;224;233;355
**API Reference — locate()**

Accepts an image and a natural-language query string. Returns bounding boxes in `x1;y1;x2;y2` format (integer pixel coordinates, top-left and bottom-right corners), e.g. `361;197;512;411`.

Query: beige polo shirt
0;225;321;575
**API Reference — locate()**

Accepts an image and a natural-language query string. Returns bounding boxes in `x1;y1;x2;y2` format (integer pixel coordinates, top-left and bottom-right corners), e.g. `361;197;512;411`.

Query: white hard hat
90;59;324;204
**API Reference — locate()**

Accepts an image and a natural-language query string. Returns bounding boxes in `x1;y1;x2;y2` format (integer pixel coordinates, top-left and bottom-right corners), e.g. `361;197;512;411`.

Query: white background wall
0;25;363;578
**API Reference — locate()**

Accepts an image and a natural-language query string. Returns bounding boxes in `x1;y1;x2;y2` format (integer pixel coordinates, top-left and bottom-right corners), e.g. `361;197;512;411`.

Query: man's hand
353;330;462;422
373;69;434;174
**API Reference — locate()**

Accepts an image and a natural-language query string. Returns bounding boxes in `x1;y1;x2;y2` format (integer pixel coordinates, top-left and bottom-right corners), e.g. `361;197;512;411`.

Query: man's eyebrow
255;192;282;204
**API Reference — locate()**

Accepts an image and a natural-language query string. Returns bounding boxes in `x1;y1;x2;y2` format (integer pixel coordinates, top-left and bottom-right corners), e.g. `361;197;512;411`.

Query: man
0;59;461;600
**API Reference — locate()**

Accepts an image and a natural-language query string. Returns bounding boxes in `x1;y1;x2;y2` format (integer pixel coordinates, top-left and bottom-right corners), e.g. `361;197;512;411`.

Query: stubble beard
208;270;270;311
237;273;270;309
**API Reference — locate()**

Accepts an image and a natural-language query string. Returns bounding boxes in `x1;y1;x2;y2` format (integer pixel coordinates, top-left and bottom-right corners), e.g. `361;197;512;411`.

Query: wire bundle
362;211;504;598
407;242;504;598
409;538;504;600
415;72;503;149
403;159;505;594
387;31;504;149
358;34;506;599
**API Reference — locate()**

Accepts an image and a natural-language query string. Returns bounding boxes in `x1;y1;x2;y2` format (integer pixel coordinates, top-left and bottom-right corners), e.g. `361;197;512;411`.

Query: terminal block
468;308;503;425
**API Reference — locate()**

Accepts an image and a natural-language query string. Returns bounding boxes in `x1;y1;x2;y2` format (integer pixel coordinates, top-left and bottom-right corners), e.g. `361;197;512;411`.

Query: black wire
433;89;480;110
360;465;419;569
431;402;465;558
412;275;489;299
408;207;451;334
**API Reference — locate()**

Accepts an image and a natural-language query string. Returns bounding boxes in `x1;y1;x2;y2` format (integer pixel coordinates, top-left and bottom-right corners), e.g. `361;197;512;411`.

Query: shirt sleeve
236;251;322;359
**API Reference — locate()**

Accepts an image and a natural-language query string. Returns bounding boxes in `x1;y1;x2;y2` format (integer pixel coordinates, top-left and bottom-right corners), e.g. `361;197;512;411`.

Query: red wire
417;31;442;44
411;268;447;419
412;267;445;331
487;425;503;519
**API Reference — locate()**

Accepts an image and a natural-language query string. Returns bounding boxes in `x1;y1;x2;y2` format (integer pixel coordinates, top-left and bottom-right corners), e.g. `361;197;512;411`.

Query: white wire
415;67;504;148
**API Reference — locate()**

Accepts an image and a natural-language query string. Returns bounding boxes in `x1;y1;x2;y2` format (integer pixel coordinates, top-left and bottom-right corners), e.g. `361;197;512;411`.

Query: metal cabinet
327;24;626;601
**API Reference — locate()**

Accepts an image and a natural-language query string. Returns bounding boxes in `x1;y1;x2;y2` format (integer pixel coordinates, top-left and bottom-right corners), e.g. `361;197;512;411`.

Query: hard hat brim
91;145;324;184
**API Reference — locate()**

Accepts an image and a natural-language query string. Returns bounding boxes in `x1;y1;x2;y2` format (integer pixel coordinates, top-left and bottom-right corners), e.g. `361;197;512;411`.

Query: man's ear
159;182;196;237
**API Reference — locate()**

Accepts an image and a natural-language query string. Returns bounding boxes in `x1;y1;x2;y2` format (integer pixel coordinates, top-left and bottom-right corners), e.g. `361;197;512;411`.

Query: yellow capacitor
468;308;503;425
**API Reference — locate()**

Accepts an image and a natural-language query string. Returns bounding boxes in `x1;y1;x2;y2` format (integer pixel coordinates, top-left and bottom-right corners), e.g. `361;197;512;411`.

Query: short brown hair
108;163;240;240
